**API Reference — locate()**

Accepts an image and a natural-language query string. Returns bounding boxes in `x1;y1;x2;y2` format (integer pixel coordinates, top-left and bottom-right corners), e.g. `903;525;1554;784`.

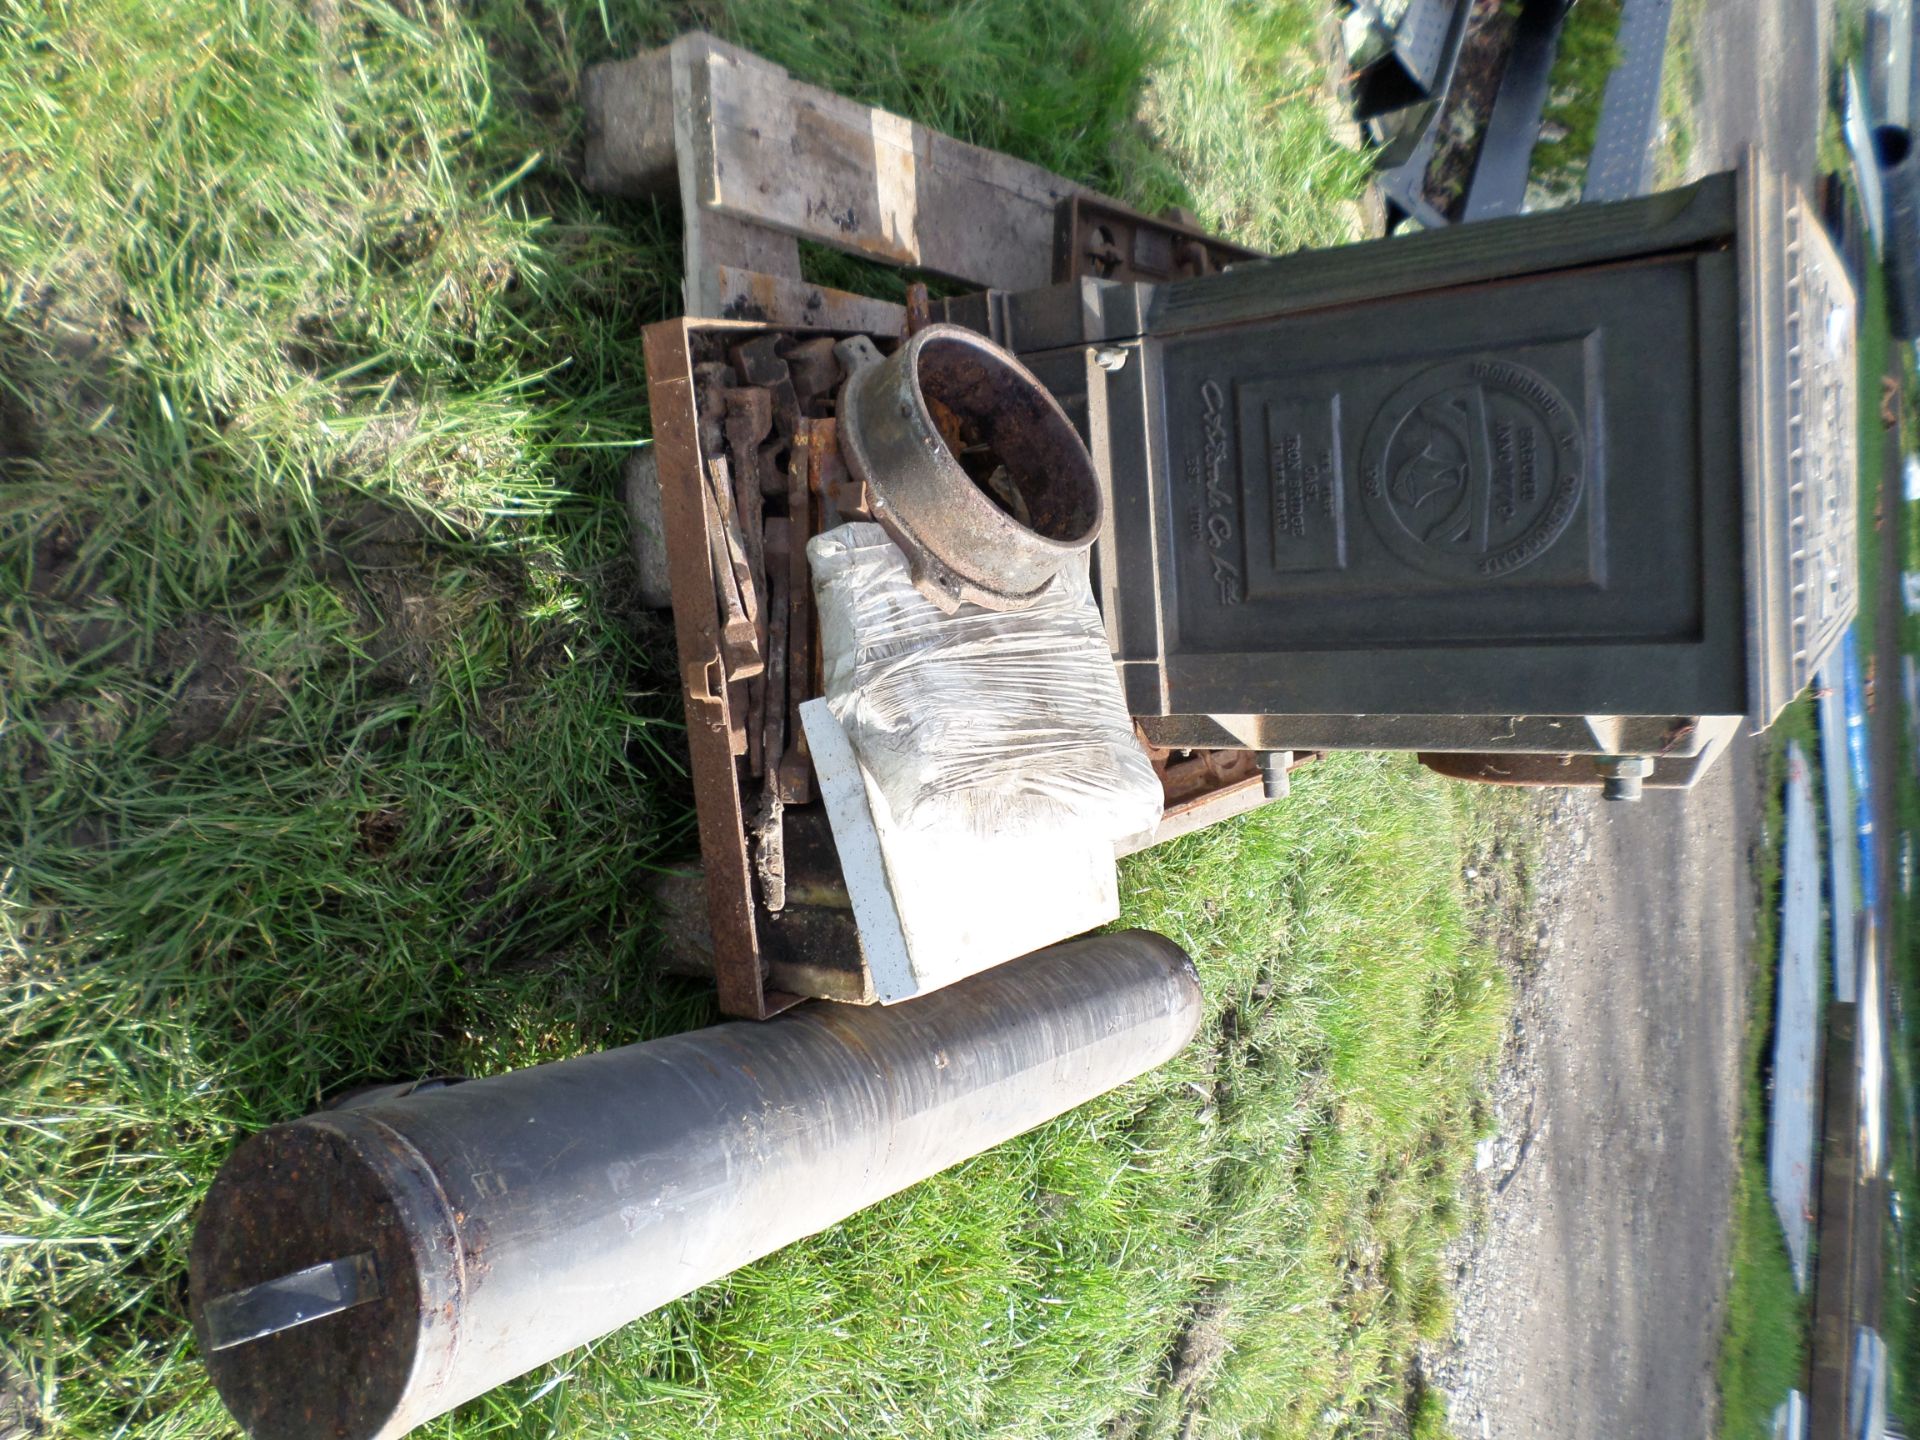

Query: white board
1769;741;1823;1290
801;699;1118;1004
1771;1389;1806;1440
1860;937;1886;1181
1819;671;1859;1001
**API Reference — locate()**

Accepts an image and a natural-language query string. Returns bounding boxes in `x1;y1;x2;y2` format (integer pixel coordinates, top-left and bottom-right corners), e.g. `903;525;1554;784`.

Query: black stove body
943;155;1858;793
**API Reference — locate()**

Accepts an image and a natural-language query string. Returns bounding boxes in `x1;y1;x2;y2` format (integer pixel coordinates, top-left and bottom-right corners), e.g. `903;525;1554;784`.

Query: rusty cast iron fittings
835;324;1104;613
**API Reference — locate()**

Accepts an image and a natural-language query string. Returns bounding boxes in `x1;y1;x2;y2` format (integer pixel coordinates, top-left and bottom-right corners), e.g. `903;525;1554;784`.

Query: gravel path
1418;2;1828;1431
1684;0;1829;187
1423;755;1760;1438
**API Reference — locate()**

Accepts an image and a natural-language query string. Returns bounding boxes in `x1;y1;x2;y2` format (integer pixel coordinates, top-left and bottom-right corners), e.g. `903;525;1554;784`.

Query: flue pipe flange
835;324;1104;612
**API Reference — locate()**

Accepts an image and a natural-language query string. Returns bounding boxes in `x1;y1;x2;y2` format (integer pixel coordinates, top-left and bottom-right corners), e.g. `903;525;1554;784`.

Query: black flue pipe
1877;125;1920;338
189;930;1203;1440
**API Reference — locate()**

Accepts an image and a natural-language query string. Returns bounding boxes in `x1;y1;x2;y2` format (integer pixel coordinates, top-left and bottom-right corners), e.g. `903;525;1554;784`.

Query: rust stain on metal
784;337;842;416
641;320;867;1018
1134;735;1325;823
1416;751;1589;787
1052;194;1262;284
780;432;817;805
702;458;764;681
904;281;931;338
644;320;771;1019
756;516;792;907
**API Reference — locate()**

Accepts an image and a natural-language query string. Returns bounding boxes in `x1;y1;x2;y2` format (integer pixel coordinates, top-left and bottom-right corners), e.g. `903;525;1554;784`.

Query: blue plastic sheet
1842;627;1879;920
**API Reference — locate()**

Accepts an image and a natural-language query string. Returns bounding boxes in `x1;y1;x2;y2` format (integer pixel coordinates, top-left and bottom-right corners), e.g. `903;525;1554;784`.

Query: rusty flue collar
835;324;1103;612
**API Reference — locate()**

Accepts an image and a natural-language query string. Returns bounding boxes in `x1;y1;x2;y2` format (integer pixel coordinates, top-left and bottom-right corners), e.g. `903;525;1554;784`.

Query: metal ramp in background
1379;0;1677;226
1582;0;1678;203
1461;0;1574;220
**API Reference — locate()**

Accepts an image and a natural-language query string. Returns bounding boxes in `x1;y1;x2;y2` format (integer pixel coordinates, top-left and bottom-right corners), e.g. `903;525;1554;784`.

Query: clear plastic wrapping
809;523;1163;843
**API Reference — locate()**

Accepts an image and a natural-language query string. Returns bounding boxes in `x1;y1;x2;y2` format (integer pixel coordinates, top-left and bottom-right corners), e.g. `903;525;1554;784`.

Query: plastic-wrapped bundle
810;523;1162;844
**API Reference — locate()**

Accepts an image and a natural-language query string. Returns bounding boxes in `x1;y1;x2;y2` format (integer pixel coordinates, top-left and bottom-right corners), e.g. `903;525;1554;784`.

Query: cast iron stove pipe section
836;323;1104;613
1876;125;1920;339
188;930;1203;1440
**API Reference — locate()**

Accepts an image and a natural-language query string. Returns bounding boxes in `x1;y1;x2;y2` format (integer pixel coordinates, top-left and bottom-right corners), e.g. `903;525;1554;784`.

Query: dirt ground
1683;0;1830;189
1420;0;1827;1430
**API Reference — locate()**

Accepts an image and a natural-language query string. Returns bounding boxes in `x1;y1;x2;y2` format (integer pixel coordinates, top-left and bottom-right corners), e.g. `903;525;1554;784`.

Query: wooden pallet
582;32;1258;328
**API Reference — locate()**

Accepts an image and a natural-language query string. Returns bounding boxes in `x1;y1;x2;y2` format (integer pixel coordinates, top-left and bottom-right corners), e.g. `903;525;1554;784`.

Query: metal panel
1130;253;1744;719
1352;0;1475;121
971;159;1855;772
1739;160;1860;726
1144;170;1740;336
1461;0;1573;221
1582;0;1676;203
1375;102;1455;231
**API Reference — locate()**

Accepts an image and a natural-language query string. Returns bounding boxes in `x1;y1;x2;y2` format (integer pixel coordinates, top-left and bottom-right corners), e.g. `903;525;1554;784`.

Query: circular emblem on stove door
1359;357;1586;580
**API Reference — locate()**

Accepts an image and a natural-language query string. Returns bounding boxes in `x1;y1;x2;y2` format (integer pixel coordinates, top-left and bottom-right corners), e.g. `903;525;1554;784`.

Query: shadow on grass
0;1;1225;1432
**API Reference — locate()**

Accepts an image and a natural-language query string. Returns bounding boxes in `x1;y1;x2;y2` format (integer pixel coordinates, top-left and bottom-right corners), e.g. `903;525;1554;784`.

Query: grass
1523;0;1698;206
0;1;1518;1437
1406;1383;1453;1440
1716;695;1817;1440
1529;0;1625;198
1652;0;1703;187
1880;324;1920;1432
